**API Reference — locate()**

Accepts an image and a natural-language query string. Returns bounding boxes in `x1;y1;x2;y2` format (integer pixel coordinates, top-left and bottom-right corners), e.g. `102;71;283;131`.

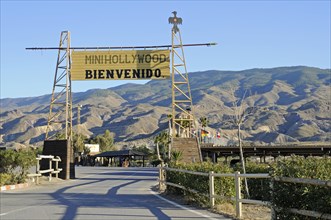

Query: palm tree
180;120;191;137
199;117;209;142
199;117;209;129
154;131;170;161
154;135;162;160
171;150;183;165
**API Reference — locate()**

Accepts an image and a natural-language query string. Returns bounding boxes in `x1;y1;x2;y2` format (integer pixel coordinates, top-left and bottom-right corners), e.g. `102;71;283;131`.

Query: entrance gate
27;11;215;178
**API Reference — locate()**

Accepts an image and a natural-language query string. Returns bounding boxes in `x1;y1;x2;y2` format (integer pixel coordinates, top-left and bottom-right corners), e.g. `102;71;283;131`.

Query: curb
0;183;29;192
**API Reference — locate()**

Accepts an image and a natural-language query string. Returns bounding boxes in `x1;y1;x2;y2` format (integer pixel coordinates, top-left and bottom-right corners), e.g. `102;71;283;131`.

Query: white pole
209;171;215;207
235;171;242;218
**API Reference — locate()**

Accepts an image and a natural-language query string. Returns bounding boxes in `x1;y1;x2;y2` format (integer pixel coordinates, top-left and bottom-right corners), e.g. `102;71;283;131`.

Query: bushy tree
199;117;209;129
0;149;17;173
132;145;152;156
55;132;66;140
90;130;114;152
56;132;88;153
73;133;87;153
0;148;36;184
15;149;36;182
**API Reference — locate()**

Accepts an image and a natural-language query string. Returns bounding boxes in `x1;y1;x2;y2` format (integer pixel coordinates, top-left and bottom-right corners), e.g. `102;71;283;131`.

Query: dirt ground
161;191;271;220
215;203;271;220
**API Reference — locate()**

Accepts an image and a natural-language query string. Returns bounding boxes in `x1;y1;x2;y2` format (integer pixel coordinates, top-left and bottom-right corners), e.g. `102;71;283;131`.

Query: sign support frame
45;31;72;142
170;12;195;141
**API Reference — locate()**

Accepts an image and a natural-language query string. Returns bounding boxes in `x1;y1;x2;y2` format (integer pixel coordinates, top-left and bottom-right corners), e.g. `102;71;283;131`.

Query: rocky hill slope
1;66;330;148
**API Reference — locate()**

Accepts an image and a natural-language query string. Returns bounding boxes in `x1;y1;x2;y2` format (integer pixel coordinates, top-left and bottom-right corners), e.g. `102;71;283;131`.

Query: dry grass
215;203;271;220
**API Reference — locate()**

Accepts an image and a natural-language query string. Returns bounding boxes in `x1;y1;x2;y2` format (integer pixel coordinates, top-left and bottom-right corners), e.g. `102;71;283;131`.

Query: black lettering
98;70;105;79
116;69;123;78
146;69;153;78
93;70;97;79
106;70;114;78
141;69;145;78
85;70;93;79
155;69;161;77
124;69;130;78
132;69;140;78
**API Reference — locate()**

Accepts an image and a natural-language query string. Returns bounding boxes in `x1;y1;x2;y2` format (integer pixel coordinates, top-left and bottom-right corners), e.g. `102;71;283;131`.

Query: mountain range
1;66;330;149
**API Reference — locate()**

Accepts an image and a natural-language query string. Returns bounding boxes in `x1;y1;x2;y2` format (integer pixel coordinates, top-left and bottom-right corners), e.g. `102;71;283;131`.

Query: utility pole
77;105;82;129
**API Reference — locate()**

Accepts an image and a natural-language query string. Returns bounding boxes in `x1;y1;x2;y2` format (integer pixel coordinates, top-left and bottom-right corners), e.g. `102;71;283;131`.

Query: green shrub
150;159;162;167
165;156;331;219
166;162;235;207
0;148;37;184
0;173;15;186
271;156;331;219
16;149;37;178
0;149;18;173
238;161;272;201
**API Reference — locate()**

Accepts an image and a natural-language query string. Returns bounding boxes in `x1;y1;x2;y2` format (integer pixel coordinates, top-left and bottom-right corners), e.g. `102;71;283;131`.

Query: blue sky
1;0;330;99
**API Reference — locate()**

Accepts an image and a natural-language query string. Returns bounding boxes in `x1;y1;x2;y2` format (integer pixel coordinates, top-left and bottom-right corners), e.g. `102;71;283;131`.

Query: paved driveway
0;167;232;220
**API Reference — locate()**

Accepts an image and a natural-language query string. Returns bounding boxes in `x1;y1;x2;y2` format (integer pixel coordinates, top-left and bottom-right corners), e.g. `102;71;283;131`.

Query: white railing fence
159;167;331;220
27;155;62;184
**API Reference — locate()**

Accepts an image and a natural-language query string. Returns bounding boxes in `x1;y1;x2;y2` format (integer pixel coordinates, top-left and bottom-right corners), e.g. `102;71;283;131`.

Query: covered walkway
94;150;147;167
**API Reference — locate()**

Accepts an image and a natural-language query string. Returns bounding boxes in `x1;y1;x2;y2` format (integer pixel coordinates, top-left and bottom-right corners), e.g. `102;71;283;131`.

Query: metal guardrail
159;167;331;219
27;155;62;184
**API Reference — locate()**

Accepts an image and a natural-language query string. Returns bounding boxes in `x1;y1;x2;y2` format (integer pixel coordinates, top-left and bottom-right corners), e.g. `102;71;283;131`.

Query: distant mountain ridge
1;66;330;148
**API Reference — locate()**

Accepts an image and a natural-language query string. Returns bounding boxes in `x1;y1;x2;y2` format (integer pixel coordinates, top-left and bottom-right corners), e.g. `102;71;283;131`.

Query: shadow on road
48;168;194;220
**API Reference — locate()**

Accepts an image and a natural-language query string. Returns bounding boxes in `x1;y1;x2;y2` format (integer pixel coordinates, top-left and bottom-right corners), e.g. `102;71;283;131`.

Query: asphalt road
0;167;232;220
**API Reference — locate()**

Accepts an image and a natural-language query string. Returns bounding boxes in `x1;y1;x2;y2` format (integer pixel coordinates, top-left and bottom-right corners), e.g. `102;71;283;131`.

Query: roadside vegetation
0;148;37;186
165;155;331;219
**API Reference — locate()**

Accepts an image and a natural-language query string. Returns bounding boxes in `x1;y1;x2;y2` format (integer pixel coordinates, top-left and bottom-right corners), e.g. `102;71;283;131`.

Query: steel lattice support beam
169;12;195;139
45;31;72;142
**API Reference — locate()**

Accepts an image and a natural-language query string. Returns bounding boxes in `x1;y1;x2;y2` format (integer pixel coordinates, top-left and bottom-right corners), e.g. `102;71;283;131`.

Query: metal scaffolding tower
45;31;73;142
169;11;195;138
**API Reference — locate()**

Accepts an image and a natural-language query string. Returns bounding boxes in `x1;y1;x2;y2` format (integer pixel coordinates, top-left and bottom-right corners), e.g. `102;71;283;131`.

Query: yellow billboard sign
71;50;170;81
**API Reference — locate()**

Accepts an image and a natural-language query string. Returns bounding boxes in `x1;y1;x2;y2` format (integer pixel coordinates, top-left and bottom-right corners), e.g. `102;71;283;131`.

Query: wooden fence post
36;157;40;184
209;171;215;207
55;159;59;179
235;171;242;218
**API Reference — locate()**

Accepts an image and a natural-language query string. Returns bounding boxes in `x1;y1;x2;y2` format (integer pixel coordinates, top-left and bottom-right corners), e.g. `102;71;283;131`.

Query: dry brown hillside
1;66;330;148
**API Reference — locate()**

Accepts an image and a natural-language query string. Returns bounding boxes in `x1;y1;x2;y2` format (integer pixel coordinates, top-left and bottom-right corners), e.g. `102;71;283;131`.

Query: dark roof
94;150;146;157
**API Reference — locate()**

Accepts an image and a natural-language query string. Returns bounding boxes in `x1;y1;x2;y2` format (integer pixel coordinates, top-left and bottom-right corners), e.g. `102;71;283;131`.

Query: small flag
201;129;209;137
